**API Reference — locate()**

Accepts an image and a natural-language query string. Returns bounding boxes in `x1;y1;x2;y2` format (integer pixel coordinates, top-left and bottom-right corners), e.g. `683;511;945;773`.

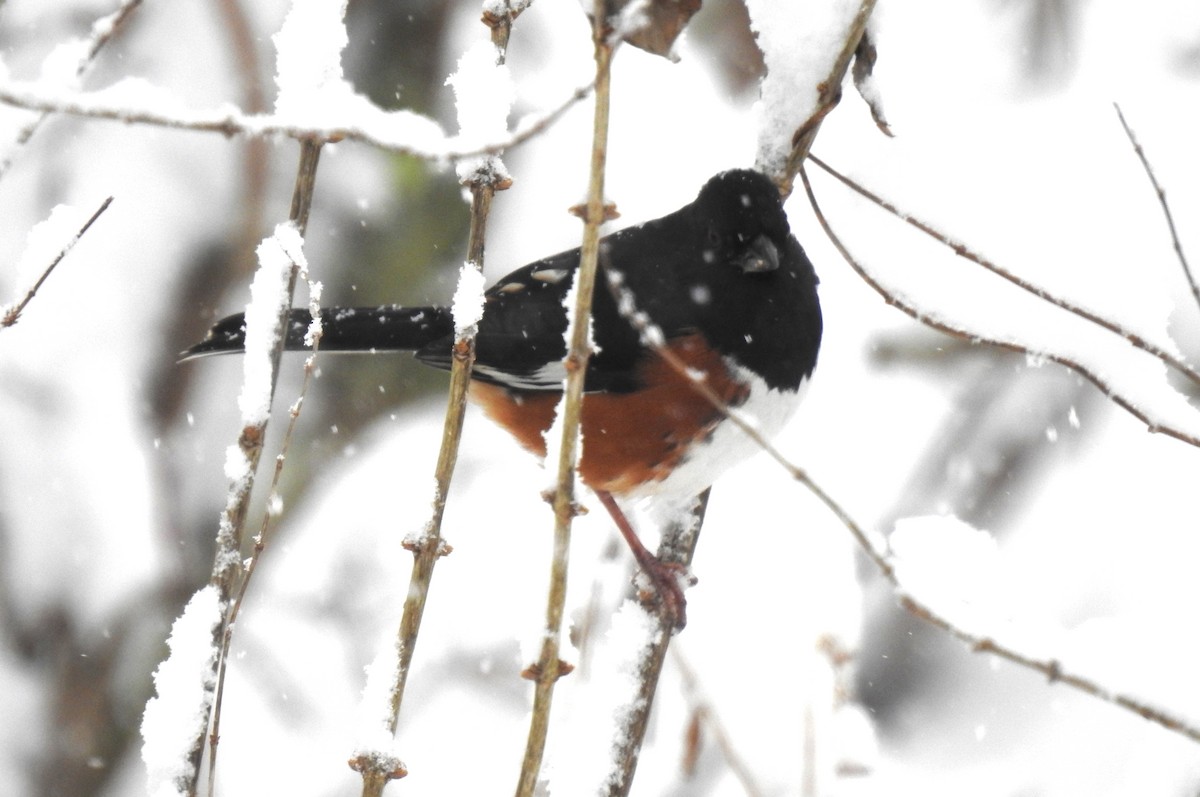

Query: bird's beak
737;234;780;273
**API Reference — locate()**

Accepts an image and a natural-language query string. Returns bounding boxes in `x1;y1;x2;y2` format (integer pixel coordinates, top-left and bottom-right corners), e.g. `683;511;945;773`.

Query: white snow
546;600;659;795
238;223;305;425
350;636;406;771
9;203;92;290
450;261;487;340
272;0;350;120
140;586;223;797
744;0;865;176
445;40;513;184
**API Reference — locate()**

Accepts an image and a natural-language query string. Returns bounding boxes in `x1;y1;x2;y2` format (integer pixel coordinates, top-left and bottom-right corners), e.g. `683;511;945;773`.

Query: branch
604;494;709;797
807;154;1200;391
803;159;1200;449
0;75;592;164
207;271;323;797
513;6;615;795
351;22;517;797
0;0;144;181
192;142;322;796
605;171;1200;748
1;196;113;328
1113;103;1200;317
795;163;1200;743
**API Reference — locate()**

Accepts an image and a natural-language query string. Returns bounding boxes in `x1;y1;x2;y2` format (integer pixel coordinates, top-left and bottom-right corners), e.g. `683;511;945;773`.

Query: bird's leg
594;490;693;629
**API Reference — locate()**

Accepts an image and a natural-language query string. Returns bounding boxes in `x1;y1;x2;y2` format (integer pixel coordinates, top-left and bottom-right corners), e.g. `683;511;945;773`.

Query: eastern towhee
188;168;822;627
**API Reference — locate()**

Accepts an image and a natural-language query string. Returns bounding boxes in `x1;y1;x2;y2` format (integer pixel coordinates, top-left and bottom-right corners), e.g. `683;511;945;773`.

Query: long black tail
183;305;454;359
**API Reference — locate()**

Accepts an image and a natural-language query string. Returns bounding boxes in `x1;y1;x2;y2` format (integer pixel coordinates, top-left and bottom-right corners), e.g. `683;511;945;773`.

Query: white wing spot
531;268;570;284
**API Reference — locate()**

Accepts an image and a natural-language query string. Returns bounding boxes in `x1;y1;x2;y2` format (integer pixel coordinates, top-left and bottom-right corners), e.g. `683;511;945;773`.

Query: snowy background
1;0;1199;795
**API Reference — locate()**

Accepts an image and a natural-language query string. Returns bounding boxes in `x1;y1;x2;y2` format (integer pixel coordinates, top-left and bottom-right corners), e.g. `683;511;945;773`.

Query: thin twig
513;6;613;795
605;494;709;797
2;196;113;328
604;169;1200;748
775;0;877;197
351;20;518;797
672;646;765;797
192;141;322;797
207;278;323;797
1112;103;1200;317
803;162;1200;448
807;153;1200;391
797;163;1200;743
0;0;144;181
0;76;592;164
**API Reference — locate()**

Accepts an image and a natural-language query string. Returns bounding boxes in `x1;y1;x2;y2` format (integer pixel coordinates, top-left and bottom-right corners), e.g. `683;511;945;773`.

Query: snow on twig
0;0;144;180
745;0;877;191
140;586;223;797
1;197;112;328
0;75;591;163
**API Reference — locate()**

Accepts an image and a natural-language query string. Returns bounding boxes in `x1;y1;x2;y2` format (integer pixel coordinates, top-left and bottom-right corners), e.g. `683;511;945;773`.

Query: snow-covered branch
0;74;590;163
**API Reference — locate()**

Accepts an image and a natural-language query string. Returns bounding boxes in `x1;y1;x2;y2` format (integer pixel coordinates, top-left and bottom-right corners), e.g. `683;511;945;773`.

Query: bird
187;168;822;627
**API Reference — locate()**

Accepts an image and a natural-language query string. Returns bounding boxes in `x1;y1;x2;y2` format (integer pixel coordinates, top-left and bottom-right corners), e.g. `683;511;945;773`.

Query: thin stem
198;140;322;797
775;0;877;197
605;493;709;797
352;21;516;796
513;7;613;795
672;645;765;797
2;196;113;328
802;161;1200;449
807;153;1200;390
0;76;592;165
207;284;323;797
0;0;144;181
797;163;1200;742
1112;103;1200;318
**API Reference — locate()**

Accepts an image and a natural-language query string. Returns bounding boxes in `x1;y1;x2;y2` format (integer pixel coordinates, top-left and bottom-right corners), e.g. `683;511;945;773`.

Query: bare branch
604;495;709;797
803;160;1200;448
1;196;112;328
807;154;1200;391
194;142;322;796
207;276;323;797
1113;103;1200;317
514;5;614;794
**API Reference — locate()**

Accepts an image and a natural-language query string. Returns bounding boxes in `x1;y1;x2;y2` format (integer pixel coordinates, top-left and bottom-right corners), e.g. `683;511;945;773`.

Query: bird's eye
705;225;720;246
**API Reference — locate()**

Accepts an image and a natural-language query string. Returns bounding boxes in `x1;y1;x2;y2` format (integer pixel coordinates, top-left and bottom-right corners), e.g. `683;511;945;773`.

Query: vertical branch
513;6;614;796
605;492;710;797
352;18;518;797
1;197;113;328
197;139;323;796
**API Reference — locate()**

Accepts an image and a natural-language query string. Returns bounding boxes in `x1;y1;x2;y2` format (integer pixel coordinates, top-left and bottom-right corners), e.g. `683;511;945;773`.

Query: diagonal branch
802;160;1200;449
807;154;1200;391
1112;103;1200;318
604;172;1200;748
1;196;113;328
